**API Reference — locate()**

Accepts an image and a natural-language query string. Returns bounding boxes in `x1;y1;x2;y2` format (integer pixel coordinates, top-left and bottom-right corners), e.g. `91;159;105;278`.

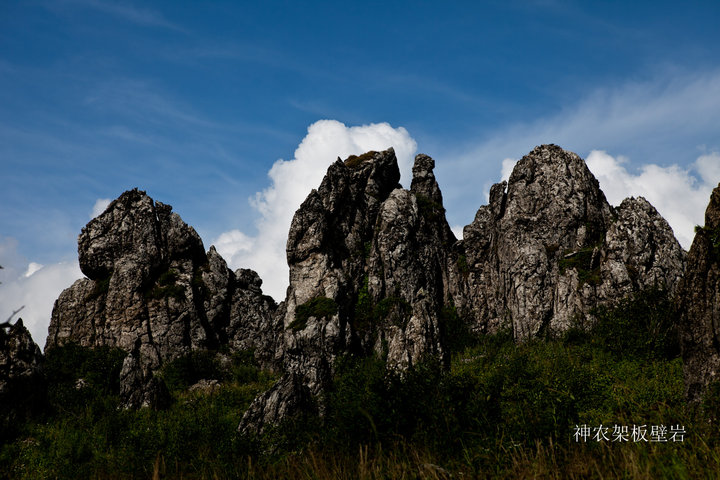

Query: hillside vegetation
2;287;720;479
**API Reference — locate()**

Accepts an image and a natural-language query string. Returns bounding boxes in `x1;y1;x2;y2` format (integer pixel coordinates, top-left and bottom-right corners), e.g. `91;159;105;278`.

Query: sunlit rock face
452;144;685;341
44;146;687;432
47;188;279;408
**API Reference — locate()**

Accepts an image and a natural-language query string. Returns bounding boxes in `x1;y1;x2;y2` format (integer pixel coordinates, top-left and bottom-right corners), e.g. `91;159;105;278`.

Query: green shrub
558;246;601;286
145;268;185;300
440;303;477;355
590;286;679;360
415;193;445;222
44;343;126;413
160;350;223;392
289;296;338;331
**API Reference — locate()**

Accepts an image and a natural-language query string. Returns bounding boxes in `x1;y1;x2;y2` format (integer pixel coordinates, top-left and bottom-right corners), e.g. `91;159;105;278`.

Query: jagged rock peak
411;153;444;206
453;144;685;341
678;183;720;402
240;148;457;434
48;188;279;408
78;188;205;281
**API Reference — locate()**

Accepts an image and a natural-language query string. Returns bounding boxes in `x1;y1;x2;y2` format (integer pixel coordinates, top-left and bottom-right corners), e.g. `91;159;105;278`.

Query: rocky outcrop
0;319;44;438
47;189;279;408
45;145;688;432
677;183;720;402
239;149;458;434
453;145;685;340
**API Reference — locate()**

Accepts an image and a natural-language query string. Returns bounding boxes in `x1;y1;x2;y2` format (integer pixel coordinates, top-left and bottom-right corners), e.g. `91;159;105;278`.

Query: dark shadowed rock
677;183;720;402
0;319;44;437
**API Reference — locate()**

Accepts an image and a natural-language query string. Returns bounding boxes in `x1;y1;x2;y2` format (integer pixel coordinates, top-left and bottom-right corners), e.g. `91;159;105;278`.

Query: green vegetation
145;268;185;300
289;296;338;331
351;278;412;335
589;286;680;360
559;246;602;287
344;151;377;169
3;288;720;478
415;193;445;222
456;253;469;276
1;345;274;479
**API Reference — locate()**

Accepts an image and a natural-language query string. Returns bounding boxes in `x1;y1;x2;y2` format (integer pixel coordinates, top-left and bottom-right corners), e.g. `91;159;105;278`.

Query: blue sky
1;0;720;345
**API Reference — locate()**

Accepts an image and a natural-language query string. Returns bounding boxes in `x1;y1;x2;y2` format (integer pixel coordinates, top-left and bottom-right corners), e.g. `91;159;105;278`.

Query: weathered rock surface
677;183;720;402
452;145;686;340
47;188;278;407
239;149;458;434
45;145;688;432
0;319;44;436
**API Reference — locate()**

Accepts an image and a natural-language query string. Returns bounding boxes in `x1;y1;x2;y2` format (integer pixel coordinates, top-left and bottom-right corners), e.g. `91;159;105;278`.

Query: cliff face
677;183;720;402
45;145;688;430
47;189;279;408
453;145;685;340
239;149;457;434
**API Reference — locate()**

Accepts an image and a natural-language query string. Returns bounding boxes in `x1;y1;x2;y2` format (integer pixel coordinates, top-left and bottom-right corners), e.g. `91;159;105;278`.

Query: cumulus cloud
91;198;112;218
214;120;417;300
586;150;719;249
0;237;82;348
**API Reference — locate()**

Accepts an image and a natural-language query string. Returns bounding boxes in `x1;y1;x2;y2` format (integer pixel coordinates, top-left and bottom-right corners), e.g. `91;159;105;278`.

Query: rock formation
47;188;278;407
677;183;720;402
452;145;685;340
44;145;688;432
239;149;458;434
0;319;44;438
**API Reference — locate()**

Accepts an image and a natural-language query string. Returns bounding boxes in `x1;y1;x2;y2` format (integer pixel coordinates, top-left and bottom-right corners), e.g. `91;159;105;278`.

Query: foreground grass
3;288;720;478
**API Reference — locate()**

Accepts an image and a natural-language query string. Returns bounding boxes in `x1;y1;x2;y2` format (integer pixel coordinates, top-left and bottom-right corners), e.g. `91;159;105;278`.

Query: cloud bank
0;237;82;348
214;120;417;301
586;151;719;249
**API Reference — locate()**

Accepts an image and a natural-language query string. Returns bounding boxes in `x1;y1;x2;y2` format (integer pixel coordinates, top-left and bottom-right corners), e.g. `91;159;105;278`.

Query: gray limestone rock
677;183;720;402
453;145;686;340
47;189;279;408
239;149;458;434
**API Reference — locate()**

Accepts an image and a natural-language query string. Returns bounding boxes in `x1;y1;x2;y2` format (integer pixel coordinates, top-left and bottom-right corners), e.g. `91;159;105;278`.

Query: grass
3;288;720;478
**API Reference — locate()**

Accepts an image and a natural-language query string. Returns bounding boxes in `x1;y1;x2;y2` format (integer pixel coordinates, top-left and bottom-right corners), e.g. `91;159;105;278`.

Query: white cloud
214;120;417;300
500;158;516;183
0;237;82;349
24;262;44;278
585;150;718;249
91;198;111;218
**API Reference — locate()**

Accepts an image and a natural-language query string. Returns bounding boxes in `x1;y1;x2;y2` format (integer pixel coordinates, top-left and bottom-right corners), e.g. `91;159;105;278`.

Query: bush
44;343;126;413
590;286;680;360
289;297;338;331
160;350;223;392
